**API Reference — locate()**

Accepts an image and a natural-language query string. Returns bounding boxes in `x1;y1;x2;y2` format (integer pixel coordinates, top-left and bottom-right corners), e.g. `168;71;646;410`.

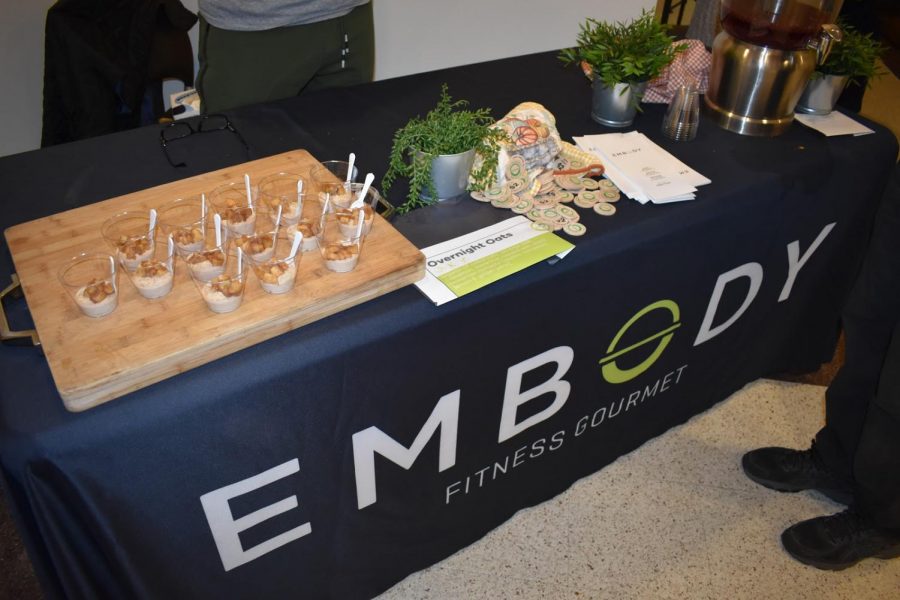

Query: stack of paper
794;111;874;137
574;132;710;203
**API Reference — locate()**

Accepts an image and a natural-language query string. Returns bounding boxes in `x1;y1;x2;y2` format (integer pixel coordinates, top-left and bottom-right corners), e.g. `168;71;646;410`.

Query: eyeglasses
159;114;250;168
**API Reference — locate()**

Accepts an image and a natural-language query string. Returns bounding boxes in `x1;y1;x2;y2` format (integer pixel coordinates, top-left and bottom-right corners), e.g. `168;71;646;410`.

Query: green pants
196;3;374;113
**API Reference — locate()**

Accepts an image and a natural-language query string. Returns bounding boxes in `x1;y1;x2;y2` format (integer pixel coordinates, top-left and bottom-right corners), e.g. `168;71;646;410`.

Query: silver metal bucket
420;148;476;200
591;81;647;128
796;74;850;115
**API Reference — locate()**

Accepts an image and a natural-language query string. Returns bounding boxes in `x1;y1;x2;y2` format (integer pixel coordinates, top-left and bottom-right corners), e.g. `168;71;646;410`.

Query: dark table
1;52;897;599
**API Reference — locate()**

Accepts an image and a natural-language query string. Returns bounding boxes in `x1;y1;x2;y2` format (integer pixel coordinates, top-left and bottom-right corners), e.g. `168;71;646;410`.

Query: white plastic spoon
346;152;356;185
214;213;223;248
288;231;303;260
350;172;374;210
244;173;253;208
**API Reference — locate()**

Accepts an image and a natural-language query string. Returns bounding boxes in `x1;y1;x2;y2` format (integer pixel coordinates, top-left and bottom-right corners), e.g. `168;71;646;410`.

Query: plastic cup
209;180;259;240
157;195;206;257
190;249;248;314
183;246;227;283
317;212;366;273
123;238;176;299
285;193;324;253
250;233;302;295
323;182;381;236
257;171;306;225
230;203;280;263
310;160;359;209
101;210;157;272
58;253;119;318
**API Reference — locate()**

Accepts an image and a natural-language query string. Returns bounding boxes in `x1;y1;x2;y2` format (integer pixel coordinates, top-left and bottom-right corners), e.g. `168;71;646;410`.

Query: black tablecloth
1;51;897;599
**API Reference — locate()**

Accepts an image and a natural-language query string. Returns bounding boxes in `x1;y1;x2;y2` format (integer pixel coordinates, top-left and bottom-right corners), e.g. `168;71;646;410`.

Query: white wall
0;0;651;158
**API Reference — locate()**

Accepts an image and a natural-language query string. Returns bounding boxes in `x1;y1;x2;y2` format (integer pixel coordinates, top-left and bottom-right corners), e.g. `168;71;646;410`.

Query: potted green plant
382;84;508;214
797;21;885;115
559;9;685;127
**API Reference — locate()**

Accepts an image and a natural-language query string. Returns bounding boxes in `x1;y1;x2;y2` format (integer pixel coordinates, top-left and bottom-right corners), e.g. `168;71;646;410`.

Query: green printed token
557;205;579;222
533;195;557;209
581;178;600;190
541;208;560;220
506;177;528;194
555;175;584;191
491;195;517;209
470;191;490;203
511;197;534;214
556;191;575;203
602;190;621;201
600;178;617;189
505;156;526;179
526;208;544;221
563;222;587;236
485;184;508;199
531;221;552;232
594;202;616;216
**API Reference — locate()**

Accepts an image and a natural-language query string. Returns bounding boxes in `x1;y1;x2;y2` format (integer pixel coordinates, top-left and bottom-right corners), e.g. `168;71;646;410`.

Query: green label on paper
436;233;573;297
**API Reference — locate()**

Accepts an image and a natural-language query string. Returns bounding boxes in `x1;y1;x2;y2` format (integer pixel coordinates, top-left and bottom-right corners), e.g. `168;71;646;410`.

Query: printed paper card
415;216;574;305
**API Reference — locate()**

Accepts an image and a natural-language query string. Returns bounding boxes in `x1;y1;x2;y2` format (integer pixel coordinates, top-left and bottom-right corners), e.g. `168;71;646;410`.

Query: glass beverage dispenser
705;0;843;136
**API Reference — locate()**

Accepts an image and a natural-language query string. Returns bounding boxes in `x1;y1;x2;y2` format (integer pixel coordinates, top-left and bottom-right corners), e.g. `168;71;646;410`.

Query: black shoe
781;507;900;570
741;442;854;504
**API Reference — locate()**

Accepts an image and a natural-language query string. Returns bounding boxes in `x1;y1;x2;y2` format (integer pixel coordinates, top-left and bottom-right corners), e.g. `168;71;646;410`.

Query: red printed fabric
643;40;711;104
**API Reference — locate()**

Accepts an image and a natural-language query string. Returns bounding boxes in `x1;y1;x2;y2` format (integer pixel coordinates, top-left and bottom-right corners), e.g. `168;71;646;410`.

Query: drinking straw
166;235;175;271
214;214;222;248
244;173;253;208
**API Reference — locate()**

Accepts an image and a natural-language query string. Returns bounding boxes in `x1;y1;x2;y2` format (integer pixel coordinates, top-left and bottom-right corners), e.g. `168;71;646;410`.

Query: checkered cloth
643;40;711;104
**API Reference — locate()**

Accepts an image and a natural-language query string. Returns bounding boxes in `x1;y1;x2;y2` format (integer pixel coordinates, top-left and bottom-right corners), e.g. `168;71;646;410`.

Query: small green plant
815;20;885;87
559;9;685;92
382;84;508;214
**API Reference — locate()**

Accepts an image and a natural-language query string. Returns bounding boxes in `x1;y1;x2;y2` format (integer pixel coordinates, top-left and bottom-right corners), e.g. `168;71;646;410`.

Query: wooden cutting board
4;150;425;412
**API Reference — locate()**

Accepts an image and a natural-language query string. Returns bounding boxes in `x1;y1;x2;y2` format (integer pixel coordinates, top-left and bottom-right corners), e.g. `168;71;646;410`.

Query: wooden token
580;178;600;190
506;177;528;195
557;205;579;222
593;202;616;216
505;156;527;180
470;190;490;203
511;197;534;214
563;222;587;237
556;191;575;203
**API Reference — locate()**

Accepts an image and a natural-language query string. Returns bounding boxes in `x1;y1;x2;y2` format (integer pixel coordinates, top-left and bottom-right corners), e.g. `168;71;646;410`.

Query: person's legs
749;162;900;569
196;13;351;114
303;2;374;93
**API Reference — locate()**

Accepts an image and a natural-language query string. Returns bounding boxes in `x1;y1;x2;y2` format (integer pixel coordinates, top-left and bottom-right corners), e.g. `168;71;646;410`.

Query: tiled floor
378;379;900;599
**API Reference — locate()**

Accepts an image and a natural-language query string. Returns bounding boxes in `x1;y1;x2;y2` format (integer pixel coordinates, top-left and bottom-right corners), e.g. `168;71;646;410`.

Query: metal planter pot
796;74;850;115
419;148;477;200
591;80;648;128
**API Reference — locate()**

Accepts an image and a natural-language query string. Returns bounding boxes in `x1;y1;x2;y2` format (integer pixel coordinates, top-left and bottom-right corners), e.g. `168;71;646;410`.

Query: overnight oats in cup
285;193;323;253
157;195;206;256
310;160;359;209
101;210;157;271
190;248;248;314
229;202;280;263
258;171;306;225
123;238;176;299
317;211;366;273
209;179;258;240
250;232;303;295
326;181;381;237
183;245;227;282
58;253;119;317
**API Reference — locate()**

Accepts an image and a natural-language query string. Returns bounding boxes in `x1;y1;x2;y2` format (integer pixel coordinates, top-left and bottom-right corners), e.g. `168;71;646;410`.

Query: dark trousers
816;161;900;531
196;2;374;114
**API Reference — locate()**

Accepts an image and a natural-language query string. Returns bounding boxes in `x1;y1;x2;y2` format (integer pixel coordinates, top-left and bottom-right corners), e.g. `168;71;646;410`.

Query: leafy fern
559;10;684;90
382;84;508;214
